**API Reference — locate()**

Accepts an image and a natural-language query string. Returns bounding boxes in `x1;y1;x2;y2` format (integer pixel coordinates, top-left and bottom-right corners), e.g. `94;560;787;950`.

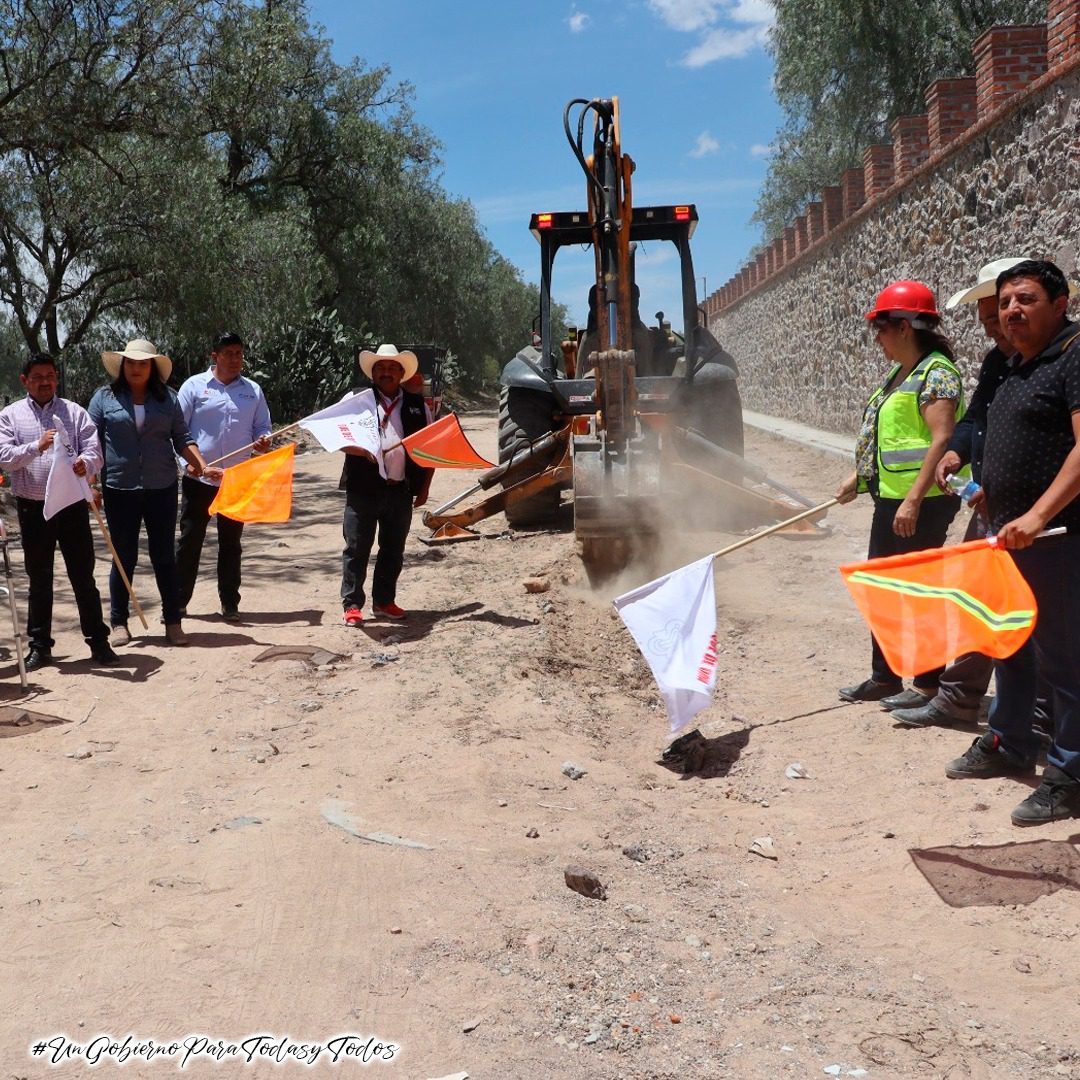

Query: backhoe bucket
572;431;663;539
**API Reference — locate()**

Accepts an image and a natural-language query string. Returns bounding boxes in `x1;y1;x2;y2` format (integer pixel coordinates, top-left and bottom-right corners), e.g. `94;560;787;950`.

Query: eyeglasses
871;316;897;332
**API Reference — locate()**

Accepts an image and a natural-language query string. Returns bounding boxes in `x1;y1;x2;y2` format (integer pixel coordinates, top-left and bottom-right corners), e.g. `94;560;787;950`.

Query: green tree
756;0;1045;237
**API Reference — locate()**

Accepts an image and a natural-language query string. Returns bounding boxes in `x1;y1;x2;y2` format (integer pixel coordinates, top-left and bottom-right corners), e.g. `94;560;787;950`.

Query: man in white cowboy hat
885;258;1025;729
176;331;272;622
338;343;432;626
0;352;117;670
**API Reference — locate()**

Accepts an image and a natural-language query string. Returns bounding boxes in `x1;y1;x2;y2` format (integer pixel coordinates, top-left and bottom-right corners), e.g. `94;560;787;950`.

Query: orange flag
208;444;295;523
400;413;494;469
840;538;1037;677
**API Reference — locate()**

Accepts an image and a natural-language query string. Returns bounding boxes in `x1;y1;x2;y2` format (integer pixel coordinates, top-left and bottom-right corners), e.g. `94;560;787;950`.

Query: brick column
794;215;809;254
740;267;751;294
891;114;930;180
772;236;786;272
821;185;843;233
783;225;797;263
764;245;775;277
1048;0;1080;69
806;201;824;244
755;251;768;284
840;167;865;218
863;144;894;199
926;77;978;154
974;25;1048;117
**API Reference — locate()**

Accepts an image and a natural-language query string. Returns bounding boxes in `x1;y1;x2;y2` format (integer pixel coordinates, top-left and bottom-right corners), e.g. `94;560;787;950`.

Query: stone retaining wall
708;2;1080;435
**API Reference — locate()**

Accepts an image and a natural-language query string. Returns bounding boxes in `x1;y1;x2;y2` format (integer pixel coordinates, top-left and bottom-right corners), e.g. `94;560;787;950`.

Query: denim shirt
88;385;194;491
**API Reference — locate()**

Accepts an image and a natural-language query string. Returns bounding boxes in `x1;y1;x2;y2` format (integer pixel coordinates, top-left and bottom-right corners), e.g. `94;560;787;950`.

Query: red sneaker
342;606;364;627
373;602;407;620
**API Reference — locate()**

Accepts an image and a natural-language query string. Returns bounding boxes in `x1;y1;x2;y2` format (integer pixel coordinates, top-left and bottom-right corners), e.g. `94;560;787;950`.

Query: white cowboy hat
358;343;418;382
945;258;1080;309
101;338;173;382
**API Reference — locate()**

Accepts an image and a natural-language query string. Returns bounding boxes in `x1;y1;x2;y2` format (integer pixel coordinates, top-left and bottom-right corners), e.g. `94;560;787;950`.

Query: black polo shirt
983;320;1080;532
946;344;1011;483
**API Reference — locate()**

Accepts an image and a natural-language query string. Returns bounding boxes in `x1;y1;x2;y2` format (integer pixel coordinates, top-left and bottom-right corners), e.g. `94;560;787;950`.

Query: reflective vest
862;351;969;500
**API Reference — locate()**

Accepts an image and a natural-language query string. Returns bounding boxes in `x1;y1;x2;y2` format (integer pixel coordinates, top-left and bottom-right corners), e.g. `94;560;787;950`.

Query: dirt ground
1;413;1078;1080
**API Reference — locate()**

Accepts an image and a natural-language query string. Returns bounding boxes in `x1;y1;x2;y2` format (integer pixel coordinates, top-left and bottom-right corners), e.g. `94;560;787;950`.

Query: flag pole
202;421;302;469
90;501;149;630
712;498;838;559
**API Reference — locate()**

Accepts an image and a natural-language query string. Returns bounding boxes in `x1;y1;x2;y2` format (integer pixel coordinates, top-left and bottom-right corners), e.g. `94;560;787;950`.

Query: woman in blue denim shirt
89;339;218;647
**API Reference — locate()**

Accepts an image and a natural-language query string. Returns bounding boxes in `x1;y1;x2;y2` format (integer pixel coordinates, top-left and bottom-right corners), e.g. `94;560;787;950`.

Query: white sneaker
111;624;131;647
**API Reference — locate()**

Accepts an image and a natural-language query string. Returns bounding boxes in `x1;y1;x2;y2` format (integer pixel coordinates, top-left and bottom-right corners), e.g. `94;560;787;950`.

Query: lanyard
378;393;402;433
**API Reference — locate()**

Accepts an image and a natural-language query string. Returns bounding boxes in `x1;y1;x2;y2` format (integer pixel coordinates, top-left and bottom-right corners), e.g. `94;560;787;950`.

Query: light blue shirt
177;369;272;487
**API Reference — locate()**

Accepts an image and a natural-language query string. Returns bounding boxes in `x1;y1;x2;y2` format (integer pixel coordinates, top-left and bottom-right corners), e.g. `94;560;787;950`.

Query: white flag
613;554;719;734
298;389;382;458
43;432;94;521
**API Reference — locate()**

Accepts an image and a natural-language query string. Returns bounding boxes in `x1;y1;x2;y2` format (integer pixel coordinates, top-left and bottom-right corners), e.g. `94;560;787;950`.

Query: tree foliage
0;0;542;412
756;0;1045;237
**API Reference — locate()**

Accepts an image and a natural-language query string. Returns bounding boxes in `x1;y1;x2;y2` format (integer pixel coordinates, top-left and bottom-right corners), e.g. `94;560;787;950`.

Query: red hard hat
865;280;940;321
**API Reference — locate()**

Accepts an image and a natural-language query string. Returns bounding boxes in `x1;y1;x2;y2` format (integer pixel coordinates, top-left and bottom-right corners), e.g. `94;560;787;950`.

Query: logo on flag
43;431;93;521
298;390;383;473
614;554;718;734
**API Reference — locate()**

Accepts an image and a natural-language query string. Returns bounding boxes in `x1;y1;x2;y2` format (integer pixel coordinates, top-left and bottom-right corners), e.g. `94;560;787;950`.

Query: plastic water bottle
946;473;981;504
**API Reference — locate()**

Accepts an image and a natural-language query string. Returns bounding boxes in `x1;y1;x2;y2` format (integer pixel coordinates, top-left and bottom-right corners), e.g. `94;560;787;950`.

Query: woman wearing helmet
835;280;965;704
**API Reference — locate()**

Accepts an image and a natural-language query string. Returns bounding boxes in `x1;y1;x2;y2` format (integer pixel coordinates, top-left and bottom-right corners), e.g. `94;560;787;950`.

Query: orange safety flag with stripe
400;413;494;469
839;538;1037;677
208;444;295;523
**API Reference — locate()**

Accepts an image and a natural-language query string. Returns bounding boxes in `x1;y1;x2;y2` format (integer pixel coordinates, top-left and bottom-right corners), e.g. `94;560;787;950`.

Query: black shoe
892;701;978;729
839;678;903;703
90;642;120;666
1011;766;1080;826
662;728;705;761
221;606;241;624
880;688;933;711
24;647;53;672
945;732;1035;779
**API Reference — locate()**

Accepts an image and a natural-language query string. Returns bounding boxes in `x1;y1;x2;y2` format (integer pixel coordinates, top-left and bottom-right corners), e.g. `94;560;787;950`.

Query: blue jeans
989;534;1080;778
103;483;183;626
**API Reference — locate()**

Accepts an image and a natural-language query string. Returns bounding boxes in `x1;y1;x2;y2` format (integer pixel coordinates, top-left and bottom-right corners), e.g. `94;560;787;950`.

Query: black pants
103;483;182;626
176;475;244;610
340;484;413;610
867;493;958;688
15;497;109;652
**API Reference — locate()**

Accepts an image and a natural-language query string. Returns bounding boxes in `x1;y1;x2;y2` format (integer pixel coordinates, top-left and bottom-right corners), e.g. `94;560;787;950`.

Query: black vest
338;389;432;496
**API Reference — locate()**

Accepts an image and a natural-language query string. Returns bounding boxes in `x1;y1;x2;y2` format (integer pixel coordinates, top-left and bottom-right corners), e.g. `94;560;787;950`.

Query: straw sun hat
101;339;172;382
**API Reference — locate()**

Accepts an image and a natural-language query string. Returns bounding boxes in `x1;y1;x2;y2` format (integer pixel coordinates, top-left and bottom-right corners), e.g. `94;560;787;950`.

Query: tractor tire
686;372;744;457
498;385;561;526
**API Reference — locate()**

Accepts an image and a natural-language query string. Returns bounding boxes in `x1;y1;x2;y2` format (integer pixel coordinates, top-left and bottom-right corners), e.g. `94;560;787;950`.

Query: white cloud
690;131;721;158
729;0;773;24
650;0;774;67
647;0;725;33
749;142;772;158
683;23;769;66
568;10;590;33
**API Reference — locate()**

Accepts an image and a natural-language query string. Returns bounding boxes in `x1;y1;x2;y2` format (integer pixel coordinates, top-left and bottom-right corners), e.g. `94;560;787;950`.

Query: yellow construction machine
422;97;825;581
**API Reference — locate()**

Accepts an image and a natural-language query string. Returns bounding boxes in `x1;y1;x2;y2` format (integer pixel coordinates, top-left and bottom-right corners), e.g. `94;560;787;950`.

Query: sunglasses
870;316;898;331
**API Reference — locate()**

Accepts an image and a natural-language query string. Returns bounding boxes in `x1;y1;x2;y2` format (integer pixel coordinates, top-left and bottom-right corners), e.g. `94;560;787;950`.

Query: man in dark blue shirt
944;260;1080;826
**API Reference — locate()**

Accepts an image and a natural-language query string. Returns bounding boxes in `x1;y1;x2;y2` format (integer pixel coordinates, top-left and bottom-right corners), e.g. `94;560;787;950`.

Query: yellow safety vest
862;351;968;500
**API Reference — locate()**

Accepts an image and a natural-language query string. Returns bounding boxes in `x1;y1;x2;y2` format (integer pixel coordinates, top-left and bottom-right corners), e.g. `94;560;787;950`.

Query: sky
307;0;781;329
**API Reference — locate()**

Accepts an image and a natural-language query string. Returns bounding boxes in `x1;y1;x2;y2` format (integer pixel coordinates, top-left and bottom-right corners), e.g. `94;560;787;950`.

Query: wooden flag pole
203;421;302;469
90;501;149;630
712;498;838;560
